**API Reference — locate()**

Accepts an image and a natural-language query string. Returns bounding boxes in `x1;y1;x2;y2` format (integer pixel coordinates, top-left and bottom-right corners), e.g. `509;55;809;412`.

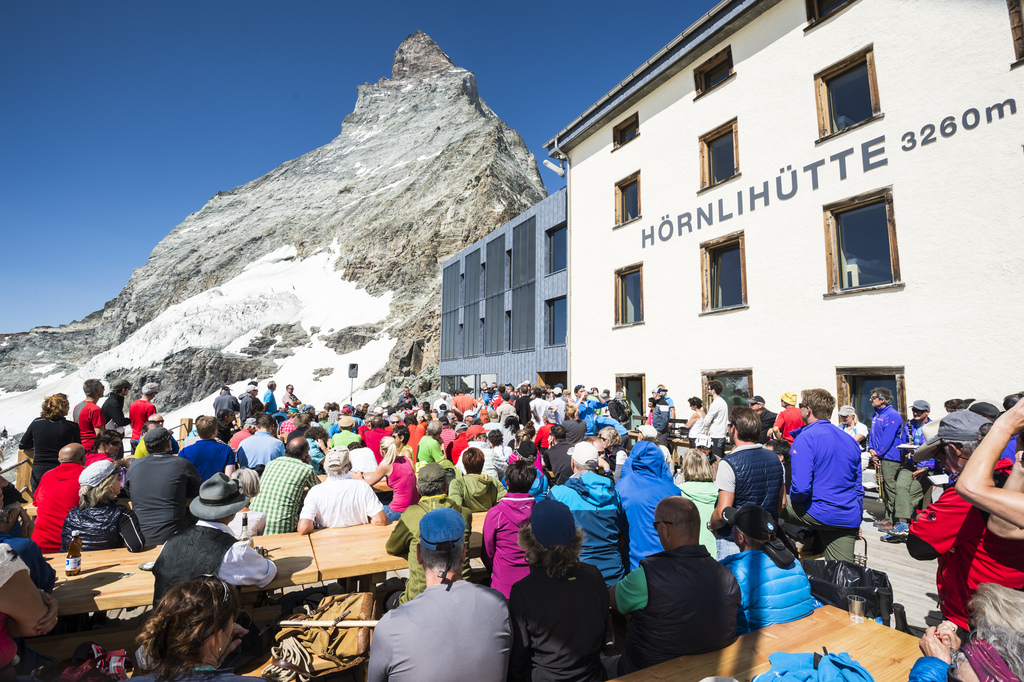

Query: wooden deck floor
854;497;942;634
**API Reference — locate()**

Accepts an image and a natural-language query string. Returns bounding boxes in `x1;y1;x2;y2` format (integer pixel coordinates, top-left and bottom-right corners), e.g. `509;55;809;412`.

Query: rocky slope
0;31;546;432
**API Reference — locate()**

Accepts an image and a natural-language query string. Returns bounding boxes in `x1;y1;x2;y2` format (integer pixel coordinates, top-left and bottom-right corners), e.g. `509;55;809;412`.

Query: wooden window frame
614;262;644;327
836;366;907;421
701;368;754;420
693;46;734;99
613;113;640;149
805;0;860;27
700;230;747;313
699;119;739;190
1010;0;1024;65
813;46;881;140
822;186;901;296
614;171;641;226
615;373;647;430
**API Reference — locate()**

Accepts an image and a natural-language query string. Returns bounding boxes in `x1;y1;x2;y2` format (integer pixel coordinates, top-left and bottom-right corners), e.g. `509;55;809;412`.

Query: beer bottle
238;512;254;548
66;530;82;576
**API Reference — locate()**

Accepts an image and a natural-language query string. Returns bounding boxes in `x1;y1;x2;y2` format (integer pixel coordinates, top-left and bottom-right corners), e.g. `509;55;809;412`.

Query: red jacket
31;462;86;553
450;434;469;465
908;461;1024;629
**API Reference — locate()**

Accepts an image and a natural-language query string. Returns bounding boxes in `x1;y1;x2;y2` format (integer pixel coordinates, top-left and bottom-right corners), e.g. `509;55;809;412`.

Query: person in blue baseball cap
369;507;513;682
506;499;608;681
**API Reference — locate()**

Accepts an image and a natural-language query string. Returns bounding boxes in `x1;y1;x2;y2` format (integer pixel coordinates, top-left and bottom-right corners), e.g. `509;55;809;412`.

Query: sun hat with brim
781;392;798;406
417;462;447;486
531;499;576;548
189;473;249;521
913;410;990;462
324;448;351;472
143;426;173;449
419;508;465;551
838;405;856;417
80;460;117;487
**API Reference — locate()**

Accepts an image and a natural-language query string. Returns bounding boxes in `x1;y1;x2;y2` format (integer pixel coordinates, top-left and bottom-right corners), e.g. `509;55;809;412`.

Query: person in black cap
125;426;202;545
507;499;608;682
152;473;277;604
610;497;740;676
369;508;511;682
747;395;776;444
718;505;813;634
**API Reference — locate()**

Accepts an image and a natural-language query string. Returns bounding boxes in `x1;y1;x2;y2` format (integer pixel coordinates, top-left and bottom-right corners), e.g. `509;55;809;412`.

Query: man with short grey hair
297;448;385;534
239;383;259;424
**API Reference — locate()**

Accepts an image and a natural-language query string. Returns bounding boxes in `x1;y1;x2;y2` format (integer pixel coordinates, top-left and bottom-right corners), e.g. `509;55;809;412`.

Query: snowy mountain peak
392;31;456;81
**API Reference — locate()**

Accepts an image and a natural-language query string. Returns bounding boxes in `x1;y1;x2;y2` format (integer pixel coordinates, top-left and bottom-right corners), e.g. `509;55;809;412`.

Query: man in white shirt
705;380;730;459
297;448;386;534
529;387;550;430
549;387;566;425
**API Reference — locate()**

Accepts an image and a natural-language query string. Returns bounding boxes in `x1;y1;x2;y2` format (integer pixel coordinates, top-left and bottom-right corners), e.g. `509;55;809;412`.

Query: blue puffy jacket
550;472;628;586
616;441;680;569
593;415;627;437
720;550;814;634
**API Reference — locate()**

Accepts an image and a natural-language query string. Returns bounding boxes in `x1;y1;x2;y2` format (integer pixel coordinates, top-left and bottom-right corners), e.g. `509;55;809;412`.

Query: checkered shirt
249;456;319;534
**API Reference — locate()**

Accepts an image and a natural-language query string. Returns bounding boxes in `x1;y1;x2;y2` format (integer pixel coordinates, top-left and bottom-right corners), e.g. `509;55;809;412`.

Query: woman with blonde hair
134;576;251;681
600;426;629;482
352;425;418;522
676;449;718;557
61;459;145;552
562;403;586;444
227;468;266;538
19;392;81;490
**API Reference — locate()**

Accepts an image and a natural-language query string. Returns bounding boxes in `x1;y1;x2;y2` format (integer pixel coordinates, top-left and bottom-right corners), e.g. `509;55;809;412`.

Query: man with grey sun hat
152;473;277;603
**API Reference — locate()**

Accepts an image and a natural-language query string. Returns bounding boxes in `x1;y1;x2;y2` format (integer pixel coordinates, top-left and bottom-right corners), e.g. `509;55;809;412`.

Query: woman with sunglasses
134;575;254;681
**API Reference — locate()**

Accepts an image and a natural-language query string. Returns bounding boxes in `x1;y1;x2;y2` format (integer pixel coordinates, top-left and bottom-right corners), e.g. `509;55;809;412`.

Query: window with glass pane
511;283;535;351
851;374;898;421
546;297;566;346
711;245;743;309
484;237;505;354
817;0;850;19
620;180;639;223
441;376;458;396
694;47;734;96
441;263;460;360
511;219;536;351
836;200;892;290
705;372;752;416
708;132;735;185
827;64;872;132
616;267;643;325
547;225;566;274
614;115;639;147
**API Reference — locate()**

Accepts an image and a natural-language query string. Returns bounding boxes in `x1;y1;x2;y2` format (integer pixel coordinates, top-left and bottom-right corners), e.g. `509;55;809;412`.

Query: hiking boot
880;522;910;543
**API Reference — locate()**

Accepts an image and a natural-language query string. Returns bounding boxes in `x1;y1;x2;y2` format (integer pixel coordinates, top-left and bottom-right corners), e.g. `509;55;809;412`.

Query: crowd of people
2;376;1022;681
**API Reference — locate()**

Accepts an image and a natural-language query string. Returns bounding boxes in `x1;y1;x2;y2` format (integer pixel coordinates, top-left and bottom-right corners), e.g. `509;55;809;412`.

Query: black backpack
607;399;630;426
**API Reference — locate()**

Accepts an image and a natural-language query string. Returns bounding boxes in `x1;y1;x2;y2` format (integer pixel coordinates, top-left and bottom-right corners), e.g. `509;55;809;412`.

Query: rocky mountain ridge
0;31;546;431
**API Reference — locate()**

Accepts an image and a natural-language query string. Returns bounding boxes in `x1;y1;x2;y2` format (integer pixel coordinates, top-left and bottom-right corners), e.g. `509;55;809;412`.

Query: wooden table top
310;511;487;581
46;546;161;616
610;606;920;682
252;532;318;590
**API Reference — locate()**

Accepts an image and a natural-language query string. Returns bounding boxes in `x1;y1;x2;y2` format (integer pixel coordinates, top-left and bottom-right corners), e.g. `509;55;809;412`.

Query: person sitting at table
132;417;180;459
507;499;608;682
0;544;59;673
353;431;419;523
297;448;385;534
330;414;362;449
31;443;87;553
89;428;126;466
0;485;56;592
369;508;511;682
482;460;537;598
61;459;145;552
227;468;266;538
908;583;1024;682
549;440;629;588
235;415;285;474
610;497;740;676
134;575;253;682
384;462;473;610
152;474;277;604
126;426;203;545
448;447;507;512
248;438;320;535
718;505;813;634
616;438;681;570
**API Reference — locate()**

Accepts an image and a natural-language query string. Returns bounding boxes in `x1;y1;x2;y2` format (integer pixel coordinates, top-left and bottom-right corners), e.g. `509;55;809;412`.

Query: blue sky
1;0;712;333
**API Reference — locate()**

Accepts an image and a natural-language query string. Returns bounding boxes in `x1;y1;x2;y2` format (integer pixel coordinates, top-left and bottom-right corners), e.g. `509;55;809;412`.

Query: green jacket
448;474;507;512
678;479;719;557
385;494;473;605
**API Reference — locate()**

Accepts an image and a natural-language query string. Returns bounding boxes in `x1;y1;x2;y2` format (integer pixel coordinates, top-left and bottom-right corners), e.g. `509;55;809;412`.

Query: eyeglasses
151;419;164;424
652;520;674;529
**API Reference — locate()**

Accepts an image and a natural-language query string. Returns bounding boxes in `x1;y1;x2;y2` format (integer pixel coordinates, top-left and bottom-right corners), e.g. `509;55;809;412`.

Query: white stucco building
545;0;1024;422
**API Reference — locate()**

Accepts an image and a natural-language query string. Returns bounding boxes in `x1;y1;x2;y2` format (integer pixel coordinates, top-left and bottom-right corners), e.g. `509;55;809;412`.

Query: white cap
570;441;601;468
638;424;658;439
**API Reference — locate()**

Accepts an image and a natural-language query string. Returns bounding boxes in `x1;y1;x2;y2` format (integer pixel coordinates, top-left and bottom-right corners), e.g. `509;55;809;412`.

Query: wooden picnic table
610;605;920;682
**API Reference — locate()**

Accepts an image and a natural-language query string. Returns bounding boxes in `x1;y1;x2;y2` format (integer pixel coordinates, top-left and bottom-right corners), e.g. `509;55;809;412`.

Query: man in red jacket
907;410;1024;633
31;444;87;553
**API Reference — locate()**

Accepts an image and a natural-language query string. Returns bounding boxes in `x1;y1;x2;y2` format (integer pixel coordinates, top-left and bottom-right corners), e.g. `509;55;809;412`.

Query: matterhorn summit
0;31;547;432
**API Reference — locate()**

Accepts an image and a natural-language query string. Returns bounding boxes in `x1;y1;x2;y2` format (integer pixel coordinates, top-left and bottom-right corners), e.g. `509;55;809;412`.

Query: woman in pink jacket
482;460;537;598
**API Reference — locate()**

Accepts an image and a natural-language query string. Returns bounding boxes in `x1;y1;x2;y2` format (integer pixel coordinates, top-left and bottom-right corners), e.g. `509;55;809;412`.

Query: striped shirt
249;456;319;535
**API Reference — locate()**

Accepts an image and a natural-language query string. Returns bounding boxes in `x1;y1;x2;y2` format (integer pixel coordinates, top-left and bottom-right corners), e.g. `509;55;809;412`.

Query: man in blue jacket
720;504;813;634
550;441;629;586
617;440;681;569
782;389;864;562
868;387;906;532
